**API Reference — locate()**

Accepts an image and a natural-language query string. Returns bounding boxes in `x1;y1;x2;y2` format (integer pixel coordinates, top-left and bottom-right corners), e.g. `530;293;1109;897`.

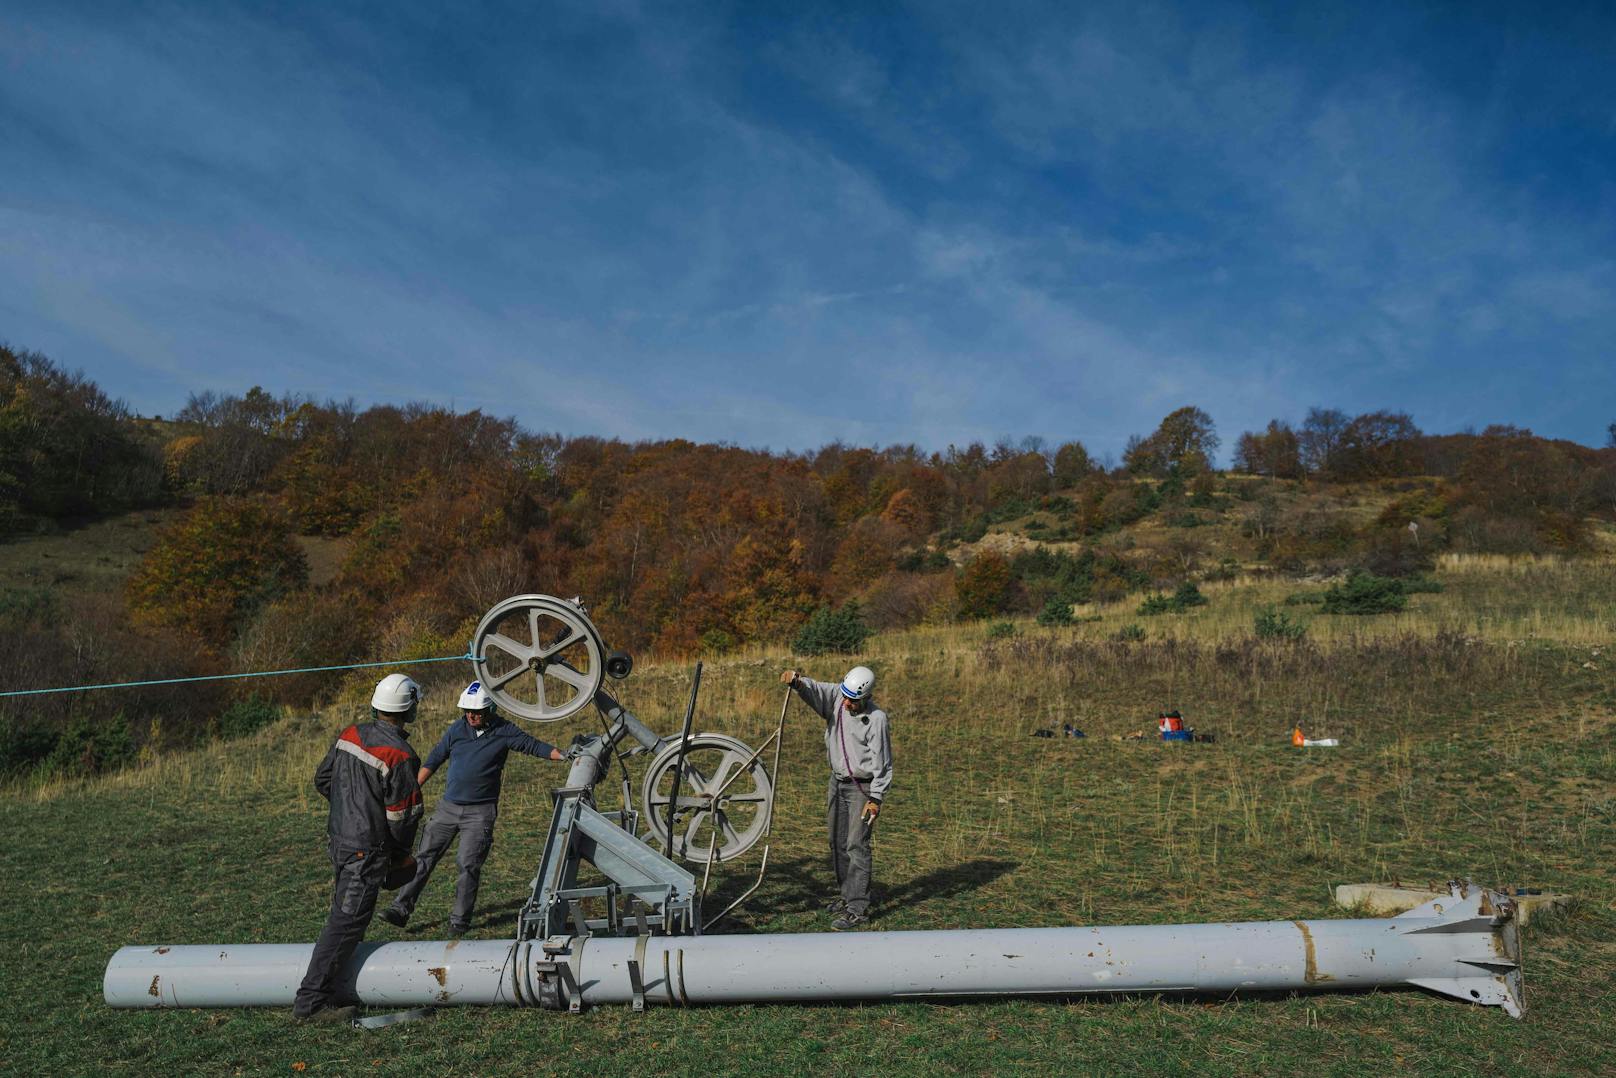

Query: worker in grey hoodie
780;665;892;929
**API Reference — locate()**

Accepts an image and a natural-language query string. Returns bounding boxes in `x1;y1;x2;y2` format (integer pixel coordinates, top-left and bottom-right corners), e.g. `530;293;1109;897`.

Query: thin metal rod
703;686;791;931
664;661;702;858
697;831;719;913
709;727;780;801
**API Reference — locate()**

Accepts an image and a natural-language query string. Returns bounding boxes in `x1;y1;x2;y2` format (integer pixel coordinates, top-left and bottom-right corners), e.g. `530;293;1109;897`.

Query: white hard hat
458;681;495;711
371;673;421;714
840;666;875;700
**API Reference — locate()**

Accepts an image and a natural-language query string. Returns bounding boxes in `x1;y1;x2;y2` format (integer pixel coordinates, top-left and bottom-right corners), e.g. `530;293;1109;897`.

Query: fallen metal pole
105;882;1521;1016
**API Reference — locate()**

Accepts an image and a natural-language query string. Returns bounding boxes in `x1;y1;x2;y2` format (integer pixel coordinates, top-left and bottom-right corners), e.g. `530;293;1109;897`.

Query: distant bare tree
454;548;532;613
1298;407;1349;475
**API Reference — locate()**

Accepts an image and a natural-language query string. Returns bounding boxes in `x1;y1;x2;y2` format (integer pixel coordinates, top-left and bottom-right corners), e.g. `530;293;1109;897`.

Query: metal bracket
628;932;651;1012
567;941;585;1014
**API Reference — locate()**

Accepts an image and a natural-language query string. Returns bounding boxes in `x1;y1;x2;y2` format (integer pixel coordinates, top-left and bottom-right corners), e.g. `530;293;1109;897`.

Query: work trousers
387;800;497;930
293;841;387;1016
827;778;875;916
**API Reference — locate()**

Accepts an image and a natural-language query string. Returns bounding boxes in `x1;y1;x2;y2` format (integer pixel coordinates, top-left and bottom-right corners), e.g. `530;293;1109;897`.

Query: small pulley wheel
470;594;605;722
605;650;634;680
640;733;773;863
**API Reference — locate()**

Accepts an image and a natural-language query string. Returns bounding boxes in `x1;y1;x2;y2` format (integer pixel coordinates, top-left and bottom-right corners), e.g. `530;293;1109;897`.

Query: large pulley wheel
640;734;772;863
470;594;605;722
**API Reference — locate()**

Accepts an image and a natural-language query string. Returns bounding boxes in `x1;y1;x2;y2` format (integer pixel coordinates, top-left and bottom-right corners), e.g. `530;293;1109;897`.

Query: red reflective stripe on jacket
387;789;422;813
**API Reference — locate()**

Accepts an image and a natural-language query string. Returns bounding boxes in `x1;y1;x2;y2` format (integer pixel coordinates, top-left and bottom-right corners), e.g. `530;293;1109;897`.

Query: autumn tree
1233;420;1302;478
1449;426;1587;549
170;387;302;495
0;345;162;530
1334;411;1423;479
879;488;931;539
1123;407;1219;477
954;551;1017;619
128;498;309;642
1052;441;1094;487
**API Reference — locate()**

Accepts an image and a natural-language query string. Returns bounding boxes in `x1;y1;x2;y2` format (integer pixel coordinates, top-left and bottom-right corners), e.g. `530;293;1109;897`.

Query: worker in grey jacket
293;673;424;1023
379;680;563;936
780;664;892;929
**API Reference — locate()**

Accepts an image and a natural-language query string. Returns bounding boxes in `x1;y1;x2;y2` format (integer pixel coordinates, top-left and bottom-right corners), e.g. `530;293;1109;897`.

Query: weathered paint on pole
106;940;520;1009
105;883;1521;1016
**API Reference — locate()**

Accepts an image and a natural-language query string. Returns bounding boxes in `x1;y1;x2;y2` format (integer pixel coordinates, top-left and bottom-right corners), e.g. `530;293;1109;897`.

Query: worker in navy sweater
379;681;563;936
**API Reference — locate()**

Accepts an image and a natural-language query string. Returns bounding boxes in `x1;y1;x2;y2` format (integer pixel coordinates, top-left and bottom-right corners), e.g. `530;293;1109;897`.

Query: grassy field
0;509;182;597
3;556;1614;1076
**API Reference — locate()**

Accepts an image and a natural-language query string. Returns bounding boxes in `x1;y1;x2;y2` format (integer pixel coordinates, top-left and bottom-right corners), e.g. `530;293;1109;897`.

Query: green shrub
217;697;281;740
1254;606;1307;641
1321;570;1408;615
1173;581;1208;608
1036;598;1075;626
1138;593;1177;615
698;628;738;654
1138;582;1208;616
0;587;56;622
0;713;60;776
41;713;135;778
896;549;951;573
792;601;873;656
1114;624;1146;642
986;621;1018;639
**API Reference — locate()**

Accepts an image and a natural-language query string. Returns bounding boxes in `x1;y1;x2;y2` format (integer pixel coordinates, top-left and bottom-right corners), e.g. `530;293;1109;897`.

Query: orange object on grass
1292;726;1305;746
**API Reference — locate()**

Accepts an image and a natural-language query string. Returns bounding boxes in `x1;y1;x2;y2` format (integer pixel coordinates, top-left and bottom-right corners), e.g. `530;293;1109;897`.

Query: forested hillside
3;342;1614;778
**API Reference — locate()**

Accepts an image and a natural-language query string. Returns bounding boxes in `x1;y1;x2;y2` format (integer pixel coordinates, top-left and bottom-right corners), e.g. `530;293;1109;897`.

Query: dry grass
0;508;182;596
6;555;1616;1074
36;553;1613;808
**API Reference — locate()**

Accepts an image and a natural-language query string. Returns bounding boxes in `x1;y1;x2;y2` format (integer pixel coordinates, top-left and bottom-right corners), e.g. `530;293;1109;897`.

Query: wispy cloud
1;2;1613;454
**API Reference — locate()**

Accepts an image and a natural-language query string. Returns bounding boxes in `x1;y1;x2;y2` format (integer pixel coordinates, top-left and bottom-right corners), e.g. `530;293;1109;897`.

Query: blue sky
2;1;1613;458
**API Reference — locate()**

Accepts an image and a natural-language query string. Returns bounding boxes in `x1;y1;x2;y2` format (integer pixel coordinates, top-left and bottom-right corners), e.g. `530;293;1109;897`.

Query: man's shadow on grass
709;855;1020;919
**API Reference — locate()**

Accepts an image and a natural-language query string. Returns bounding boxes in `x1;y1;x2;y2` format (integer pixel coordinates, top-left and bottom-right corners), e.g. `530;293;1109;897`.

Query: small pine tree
1036;598;1076;626
1138;582;1208;616
1321;571;1407;615
1253;606;1307;640
1172;581;1208;608
791;601;873;656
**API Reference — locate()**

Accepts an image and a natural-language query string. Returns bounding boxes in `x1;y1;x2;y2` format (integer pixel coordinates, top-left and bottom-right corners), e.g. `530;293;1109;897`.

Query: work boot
447;923;468;939
831;911;868;931
378;907;408;929
824;898;848;915
294;1004;357;1025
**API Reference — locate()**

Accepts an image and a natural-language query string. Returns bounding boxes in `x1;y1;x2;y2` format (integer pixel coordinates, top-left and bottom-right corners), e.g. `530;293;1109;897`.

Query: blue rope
0;653;476;699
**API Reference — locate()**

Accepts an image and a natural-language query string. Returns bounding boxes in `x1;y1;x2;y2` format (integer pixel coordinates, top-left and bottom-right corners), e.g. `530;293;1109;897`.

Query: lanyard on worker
835;698;866;792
